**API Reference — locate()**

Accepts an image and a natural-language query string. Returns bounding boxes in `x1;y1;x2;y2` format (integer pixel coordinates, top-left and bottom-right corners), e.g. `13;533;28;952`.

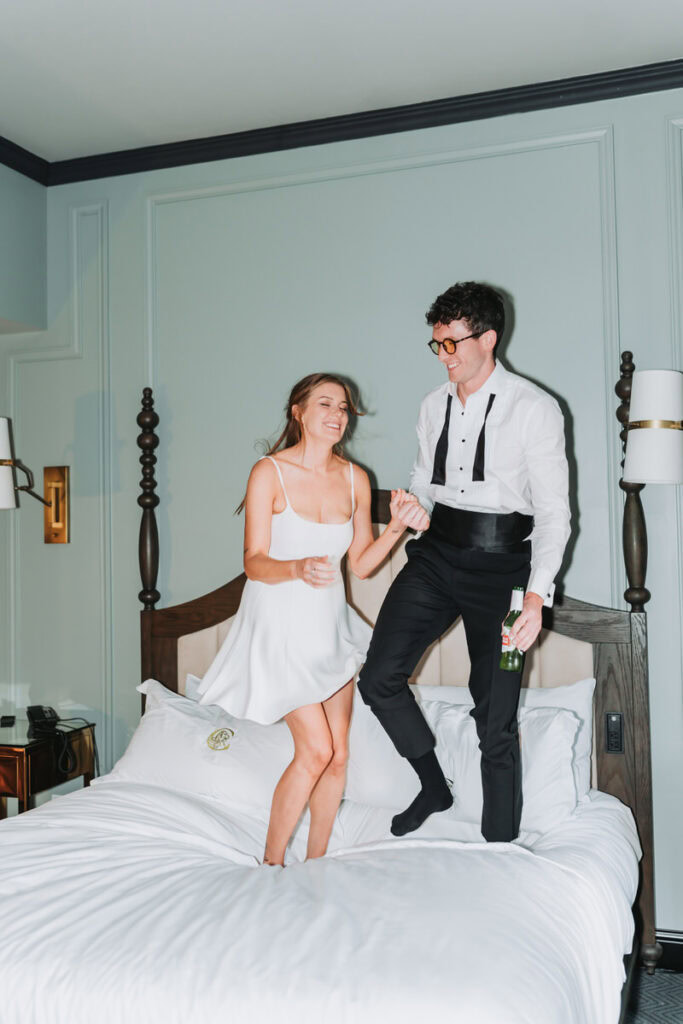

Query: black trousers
357;533;531;842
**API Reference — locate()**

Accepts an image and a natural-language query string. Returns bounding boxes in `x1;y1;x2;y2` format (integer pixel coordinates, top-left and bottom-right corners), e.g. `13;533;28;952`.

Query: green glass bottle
500;586;525;672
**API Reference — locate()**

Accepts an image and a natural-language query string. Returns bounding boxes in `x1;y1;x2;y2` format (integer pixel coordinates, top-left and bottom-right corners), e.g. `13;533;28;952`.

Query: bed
0;374;660;1024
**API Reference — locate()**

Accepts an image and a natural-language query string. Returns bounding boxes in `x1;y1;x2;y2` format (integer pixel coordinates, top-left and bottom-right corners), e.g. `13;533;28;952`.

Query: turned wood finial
615;350;635;461
615;352;650;612
137;387;160;611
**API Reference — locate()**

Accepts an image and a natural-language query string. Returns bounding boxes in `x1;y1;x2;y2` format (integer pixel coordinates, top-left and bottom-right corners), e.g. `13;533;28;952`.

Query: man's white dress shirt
409;361;570;606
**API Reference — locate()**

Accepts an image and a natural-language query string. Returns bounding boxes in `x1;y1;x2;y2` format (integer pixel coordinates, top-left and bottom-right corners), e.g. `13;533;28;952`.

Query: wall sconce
0;416;71;543
615;354;683;611
0;416;51;509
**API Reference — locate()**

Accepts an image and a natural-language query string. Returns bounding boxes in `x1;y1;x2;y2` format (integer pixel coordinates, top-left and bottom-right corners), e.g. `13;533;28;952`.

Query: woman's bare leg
306;680;354;860
263;704;333;866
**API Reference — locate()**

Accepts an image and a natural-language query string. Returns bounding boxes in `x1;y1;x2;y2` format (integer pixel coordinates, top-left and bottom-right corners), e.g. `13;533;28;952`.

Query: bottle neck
510;588;524;612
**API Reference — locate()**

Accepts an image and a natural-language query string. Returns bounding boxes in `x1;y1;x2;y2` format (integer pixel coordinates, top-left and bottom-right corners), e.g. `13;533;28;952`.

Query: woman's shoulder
343;460;370;489
248;456;279;485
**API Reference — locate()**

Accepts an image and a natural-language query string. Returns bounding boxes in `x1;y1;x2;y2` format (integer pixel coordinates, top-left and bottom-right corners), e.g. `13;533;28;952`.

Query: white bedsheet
0;781;640;1024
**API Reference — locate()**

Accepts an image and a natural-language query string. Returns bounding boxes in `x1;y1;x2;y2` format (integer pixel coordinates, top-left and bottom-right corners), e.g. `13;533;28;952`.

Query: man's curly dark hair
426;282;505;350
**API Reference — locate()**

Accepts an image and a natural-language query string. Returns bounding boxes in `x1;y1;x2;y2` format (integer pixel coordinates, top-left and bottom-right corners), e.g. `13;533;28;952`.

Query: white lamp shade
0;417;17;509
623;370;683;484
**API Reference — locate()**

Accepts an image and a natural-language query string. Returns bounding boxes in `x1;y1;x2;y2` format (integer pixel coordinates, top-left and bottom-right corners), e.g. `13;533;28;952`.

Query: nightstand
0;721;96;818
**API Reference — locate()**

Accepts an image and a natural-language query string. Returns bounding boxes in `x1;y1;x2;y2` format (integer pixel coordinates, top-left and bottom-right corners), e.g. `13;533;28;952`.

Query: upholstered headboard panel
175;533;595;783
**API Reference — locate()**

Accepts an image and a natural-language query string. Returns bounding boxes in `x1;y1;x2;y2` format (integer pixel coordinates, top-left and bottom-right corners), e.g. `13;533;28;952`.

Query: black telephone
26;705;77;773
26;705;60;735
24;706;100;777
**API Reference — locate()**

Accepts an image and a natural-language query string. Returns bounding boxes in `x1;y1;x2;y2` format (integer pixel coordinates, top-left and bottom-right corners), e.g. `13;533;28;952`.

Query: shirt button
459;467;463;470
461;439;465;443
460;489;464;493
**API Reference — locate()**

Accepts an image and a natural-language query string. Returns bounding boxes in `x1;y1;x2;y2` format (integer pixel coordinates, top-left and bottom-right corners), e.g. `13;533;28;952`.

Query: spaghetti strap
263;455;290;507
349;462;355;514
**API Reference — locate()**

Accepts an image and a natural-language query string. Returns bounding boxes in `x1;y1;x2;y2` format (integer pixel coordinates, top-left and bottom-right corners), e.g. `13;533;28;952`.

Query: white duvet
0;780;639;1024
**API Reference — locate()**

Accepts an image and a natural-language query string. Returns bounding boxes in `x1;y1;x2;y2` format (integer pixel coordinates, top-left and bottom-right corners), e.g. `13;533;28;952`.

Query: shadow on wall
334;373;379;489
154;386;173;609
63;391;124;497
492;286;579;598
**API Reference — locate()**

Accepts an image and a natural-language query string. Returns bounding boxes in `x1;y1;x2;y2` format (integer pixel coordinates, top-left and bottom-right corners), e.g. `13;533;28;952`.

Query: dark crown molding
3;58;683;188
0;134;49;185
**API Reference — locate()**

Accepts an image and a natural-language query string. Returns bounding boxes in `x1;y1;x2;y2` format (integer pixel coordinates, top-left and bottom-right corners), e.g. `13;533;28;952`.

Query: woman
198;373;419;865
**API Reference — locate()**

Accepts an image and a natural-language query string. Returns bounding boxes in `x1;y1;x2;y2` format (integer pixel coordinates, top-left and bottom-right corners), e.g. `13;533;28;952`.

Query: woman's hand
389;488;406;524
347;472;427;580
391;489;430;532
297;555;337;588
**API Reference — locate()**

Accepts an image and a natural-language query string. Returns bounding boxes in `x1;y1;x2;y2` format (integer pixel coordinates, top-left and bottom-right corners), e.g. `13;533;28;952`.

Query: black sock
390;751;453;837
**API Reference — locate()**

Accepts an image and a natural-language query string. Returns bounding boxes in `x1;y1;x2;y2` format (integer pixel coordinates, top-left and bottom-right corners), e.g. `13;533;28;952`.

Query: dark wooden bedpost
615;351;650;611
630;614;661;973
616;353;661;973
137;388;160;684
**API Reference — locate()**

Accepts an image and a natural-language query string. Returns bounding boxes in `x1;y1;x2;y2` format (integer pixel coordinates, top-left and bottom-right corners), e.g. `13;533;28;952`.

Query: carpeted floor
625;969;683;1023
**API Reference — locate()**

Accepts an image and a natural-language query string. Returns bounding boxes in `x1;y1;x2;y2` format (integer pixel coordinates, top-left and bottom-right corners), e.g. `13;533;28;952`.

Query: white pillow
413;678;596;799
346;693;445;808
519;679;595;798
108;679;293;816
348;693;580;833
185;673;202;701
430;701;580;833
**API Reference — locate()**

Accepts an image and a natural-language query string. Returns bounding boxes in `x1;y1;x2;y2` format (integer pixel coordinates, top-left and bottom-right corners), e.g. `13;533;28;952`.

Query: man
357;281;570;842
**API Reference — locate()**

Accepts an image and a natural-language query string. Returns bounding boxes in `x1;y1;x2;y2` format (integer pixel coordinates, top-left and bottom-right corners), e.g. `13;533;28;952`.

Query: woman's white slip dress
197;456;372;724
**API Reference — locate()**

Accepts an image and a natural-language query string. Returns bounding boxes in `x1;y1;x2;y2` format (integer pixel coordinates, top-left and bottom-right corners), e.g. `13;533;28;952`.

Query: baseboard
657;931;683;972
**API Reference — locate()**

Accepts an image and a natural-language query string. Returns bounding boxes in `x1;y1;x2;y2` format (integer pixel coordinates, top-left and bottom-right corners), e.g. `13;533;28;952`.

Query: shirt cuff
526;569;555;608
410;491;434;517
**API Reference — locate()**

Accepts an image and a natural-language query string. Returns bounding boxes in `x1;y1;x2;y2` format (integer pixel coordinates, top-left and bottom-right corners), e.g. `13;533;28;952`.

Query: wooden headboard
135;387;658;973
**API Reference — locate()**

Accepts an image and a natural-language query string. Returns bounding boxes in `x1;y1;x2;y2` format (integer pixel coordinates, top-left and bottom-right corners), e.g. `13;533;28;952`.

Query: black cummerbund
428;503;533;554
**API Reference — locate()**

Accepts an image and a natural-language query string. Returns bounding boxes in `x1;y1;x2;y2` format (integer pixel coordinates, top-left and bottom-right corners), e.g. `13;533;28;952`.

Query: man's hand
507;592;543;653
391;490;430;532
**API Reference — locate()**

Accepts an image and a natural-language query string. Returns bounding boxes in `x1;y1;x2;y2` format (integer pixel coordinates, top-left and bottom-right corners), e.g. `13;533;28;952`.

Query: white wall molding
78;203;114;772
145;127;636;210
594;125;624;608
5;342;80;714
145;125;623;604
1;201;113;769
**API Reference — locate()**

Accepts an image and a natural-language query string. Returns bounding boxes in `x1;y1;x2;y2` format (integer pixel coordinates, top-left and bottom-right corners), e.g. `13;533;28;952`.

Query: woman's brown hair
236;373;362;513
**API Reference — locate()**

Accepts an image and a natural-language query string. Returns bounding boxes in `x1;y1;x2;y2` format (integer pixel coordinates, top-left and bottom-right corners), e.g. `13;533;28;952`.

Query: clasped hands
390;489;431;532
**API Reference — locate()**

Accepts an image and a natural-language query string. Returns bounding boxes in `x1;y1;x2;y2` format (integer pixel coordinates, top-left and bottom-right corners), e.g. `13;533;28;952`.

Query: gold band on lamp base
627;419;683;430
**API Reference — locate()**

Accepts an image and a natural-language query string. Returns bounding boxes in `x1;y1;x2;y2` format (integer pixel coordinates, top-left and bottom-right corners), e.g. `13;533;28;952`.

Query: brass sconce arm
0;459;52;507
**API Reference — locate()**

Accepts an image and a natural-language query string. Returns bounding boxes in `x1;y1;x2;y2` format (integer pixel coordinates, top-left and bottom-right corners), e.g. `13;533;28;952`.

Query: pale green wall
0;163;46;331
1;89;682;928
